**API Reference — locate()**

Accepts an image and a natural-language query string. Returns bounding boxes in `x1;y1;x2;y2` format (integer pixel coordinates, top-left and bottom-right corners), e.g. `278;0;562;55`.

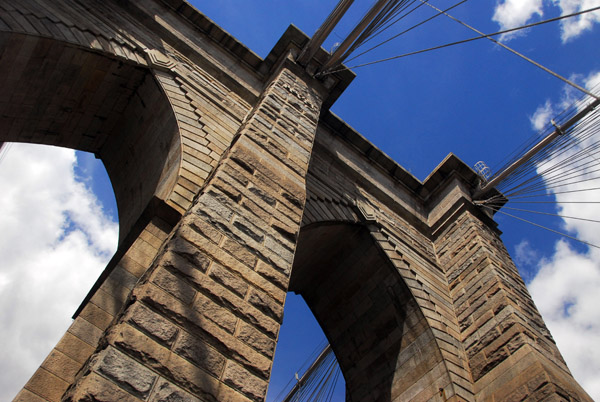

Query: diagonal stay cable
480;204;600;249
275;339;329;401
502;186;600;200
343;0;413;60
345;0;469;63
514;152;600;192
320;5;600;76
503;176;600;198
505;138;600;189
497;150;600;196
500;206;600;224
491;85;600;175
362;0;428;42
494;110;600;195
417;0;599;99
502;153;600;196
367;0;416;37
491;107;582;175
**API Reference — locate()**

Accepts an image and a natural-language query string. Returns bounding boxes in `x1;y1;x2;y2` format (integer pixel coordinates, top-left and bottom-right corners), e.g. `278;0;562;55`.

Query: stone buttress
0;1;593;401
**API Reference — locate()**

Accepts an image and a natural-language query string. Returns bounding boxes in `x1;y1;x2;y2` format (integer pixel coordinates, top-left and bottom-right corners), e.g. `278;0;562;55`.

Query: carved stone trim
356;199;377;223
145;48;177;71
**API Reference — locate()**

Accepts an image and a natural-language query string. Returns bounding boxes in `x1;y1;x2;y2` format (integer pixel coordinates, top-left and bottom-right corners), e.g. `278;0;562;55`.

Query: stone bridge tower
0;0;592;401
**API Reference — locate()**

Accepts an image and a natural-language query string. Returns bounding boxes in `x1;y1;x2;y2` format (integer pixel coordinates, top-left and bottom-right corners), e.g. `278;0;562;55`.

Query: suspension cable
480;205;600;250
418;0;599;100
344;0;469;63
319;5;600;75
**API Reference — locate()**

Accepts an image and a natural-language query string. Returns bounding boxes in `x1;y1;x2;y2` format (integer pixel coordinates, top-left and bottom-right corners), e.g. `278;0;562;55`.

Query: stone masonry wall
297;122;593;400
434;207;592;401
371;225;474;401
3;1;593;400
298;133;475;400
152;58;253;215
0;0;256;220
62;59;326;402
3;1;259;399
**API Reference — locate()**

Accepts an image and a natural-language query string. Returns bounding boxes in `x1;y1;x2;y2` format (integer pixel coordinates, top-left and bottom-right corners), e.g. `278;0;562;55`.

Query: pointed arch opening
0;33;182;400
0;32;182;242
0;144;118;399
284;221;452;401
266;292;345;401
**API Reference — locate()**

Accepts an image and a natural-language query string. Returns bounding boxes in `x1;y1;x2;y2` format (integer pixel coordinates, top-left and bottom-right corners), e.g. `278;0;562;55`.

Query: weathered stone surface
157;248;280;337
166;235;212;273
237;322;276;358
79;302;114;331
64;372;142;402
221;361;268;401
6;2;591;401
151;267;197;305
40;349;81;383
221;237;259;269
68;317;104;348
95;347;157;398
149;379;202;402
434;209;591;400
107;323;250;402
108;322;223;379
23;368;69;402
193;292;238;333
13;389;48;402
209;262;249;297
255;259;289;291
172;332;227;375
55;332;96;365
133;283;273;377
247;288;283;322
125;302;180;346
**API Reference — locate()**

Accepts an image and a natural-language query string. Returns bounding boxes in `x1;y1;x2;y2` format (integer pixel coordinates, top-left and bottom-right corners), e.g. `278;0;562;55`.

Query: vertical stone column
63;56;325;402
14;216;175;402
434;207;592;401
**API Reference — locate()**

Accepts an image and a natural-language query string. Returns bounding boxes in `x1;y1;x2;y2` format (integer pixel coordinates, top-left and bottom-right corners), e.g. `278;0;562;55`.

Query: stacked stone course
58;61;326;401
2;0;593;401
434;208;590;400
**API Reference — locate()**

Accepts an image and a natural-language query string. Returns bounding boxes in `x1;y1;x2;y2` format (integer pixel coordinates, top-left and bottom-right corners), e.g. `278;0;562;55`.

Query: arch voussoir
0;0;148;66
2;1;593;401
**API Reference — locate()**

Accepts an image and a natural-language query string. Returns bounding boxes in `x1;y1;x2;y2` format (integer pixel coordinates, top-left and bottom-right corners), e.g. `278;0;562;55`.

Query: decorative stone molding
145;48;178;71
356;198;378;223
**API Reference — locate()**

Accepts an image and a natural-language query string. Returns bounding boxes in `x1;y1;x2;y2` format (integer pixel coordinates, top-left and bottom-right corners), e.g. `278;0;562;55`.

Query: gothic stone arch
0;29;184;402
291;222;461;401
1;1;592;401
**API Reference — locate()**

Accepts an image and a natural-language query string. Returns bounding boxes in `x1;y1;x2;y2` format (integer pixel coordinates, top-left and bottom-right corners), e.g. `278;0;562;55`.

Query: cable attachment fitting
551;119;565;135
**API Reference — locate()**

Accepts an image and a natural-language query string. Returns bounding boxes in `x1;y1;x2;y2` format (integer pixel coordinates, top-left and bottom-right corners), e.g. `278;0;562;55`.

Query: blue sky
0;0;599;400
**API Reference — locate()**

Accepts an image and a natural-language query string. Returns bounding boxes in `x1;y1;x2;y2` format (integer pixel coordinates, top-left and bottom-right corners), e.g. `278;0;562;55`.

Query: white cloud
514;240;541;280
542;71;600;243
493;0;544;39
584;70;600;95
0;143;118;400
529;242;600;399
553;71;600;111
553;0;600;42
492;0;600;42
530;99;555;131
